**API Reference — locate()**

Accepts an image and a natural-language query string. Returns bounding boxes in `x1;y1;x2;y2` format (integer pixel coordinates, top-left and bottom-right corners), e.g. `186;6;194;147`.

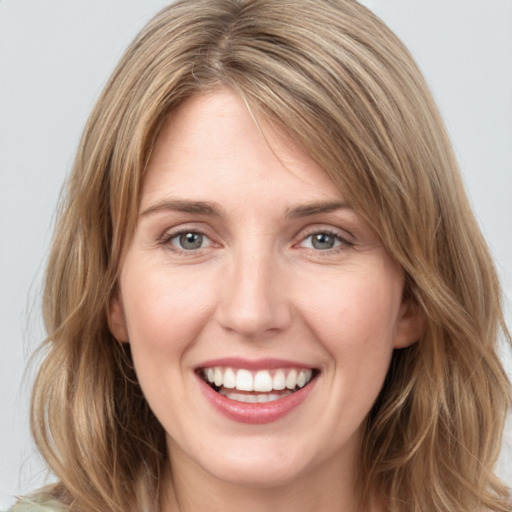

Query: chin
205;455;311;489
170;433;318;490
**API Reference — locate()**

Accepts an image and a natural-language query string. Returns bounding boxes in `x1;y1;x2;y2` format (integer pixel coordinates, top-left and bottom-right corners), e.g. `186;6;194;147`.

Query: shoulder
6;496;66;512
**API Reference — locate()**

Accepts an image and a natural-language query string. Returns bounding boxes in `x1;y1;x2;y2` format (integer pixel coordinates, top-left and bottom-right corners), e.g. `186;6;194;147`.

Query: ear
393;295;426;349
108;290;129;343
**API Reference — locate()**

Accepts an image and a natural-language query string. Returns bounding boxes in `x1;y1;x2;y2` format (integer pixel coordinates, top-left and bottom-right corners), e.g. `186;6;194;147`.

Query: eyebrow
139;199;352;219
140;200;224;218
284;200;352;218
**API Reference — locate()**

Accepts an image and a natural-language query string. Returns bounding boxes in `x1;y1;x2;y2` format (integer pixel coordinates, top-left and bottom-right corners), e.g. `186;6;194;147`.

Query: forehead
141;89;344;210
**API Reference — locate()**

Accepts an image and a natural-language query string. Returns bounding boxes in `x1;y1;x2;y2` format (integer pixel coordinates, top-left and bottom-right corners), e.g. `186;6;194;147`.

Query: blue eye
301;231;346;251
168;231;211;250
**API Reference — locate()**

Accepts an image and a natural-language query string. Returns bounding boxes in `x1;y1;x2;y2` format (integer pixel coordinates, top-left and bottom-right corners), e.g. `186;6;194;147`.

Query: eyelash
158;227;353;255
297;228;353;253
159;229;214;254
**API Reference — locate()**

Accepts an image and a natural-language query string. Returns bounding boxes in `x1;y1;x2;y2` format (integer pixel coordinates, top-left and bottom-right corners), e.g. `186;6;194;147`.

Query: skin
109;89;423;512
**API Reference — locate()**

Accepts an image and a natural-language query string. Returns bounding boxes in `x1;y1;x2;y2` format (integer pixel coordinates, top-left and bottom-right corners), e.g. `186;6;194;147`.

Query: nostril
215;263;292;337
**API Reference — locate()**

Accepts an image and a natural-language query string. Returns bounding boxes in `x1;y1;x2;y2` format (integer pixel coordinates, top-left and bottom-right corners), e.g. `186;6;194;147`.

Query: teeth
214;367;223;387
272;370;286;391
203;366;314;393
219;390;293;403
254;370;273;392
286;369;297;389
236;369;253;391
223;368;236;389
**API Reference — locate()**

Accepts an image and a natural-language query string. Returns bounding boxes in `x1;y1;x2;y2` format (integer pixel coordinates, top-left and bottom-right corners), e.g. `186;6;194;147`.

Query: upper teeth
203;367;313;392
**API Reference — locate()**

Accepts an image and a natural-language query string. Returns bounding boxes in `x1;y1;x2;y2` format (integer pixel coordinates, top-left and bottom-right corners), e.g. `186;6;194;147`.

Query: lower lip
197;375;317;424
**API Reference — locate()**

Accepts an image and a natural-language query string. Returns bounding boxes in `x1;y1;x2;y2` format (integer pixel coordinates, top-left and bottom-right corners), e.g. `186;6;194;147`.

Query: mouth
197;366;319;404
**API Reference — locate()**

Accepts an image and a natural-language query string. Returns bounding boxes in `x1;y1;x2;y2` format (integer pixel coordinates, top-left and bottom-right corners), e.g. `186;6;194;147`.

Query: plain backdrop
1;0;511;508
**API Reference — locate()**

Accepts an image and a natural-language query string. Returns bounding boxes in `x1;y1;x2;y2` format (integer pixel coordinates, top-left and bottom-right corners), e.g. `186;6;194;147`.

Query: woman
8;0;511;511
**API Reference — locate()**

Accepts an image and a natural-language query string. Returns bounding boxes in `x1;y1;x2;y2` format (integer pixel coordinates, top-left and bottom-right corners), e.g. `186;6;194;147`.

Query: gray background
1;0;511;508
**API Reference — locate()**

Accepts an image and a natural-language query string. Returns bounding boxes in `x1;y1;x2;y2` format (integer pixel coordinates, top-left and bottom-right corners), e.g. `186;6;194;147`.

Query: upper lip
196;357;316;371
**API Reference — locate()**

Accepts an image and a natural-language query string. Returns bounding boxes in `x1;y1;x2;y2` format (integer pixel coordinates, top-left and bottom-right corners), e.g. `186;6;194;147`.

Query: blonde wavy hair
31;1;511;511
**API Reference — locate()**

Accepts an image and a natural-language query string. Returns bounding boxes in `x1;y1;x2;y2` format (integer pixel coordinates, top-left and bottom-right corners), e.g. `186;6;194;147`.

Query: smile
199;366;317;404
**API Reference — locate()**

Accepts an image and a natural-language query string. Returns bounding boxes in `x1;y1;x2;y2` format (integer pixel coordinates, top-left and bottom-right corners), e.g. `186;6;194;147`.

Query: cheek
119;265;219;418
121;264;216;358
299;266;402;371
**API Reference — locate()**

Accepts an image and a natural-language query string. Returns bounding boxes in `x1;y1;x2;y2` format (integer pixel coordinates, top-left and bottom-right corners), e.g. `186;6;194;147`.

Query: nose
216;248;292;339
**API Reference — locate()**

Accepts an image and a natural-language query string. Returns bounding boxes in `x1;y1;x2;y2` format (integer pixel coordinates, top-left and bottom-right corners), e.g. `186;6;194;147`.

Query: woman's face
110;89;421;489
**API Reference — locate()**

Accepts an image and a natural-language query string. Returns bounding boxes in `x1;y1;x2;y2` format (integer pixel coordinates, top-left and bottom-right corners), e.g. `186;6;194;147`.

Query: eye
299;230;350;251
166;231;212;251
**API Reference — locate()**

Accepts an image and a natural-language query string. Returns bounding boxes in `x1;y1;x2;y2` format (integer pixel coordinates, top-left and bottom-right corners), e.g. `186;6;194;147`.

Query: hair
30;1;511;511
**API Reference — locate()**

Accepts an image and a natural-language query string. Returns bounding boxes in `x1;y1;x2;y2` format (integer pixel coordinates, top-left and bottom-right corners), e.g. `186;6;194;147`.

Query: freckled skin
109;89;422;511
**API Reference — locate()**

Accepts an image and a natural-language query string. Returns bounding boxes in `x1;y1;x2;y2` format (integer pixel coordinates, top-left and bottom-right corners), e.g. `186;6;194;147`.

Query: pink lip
196;357;314;371
196;363;318;425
